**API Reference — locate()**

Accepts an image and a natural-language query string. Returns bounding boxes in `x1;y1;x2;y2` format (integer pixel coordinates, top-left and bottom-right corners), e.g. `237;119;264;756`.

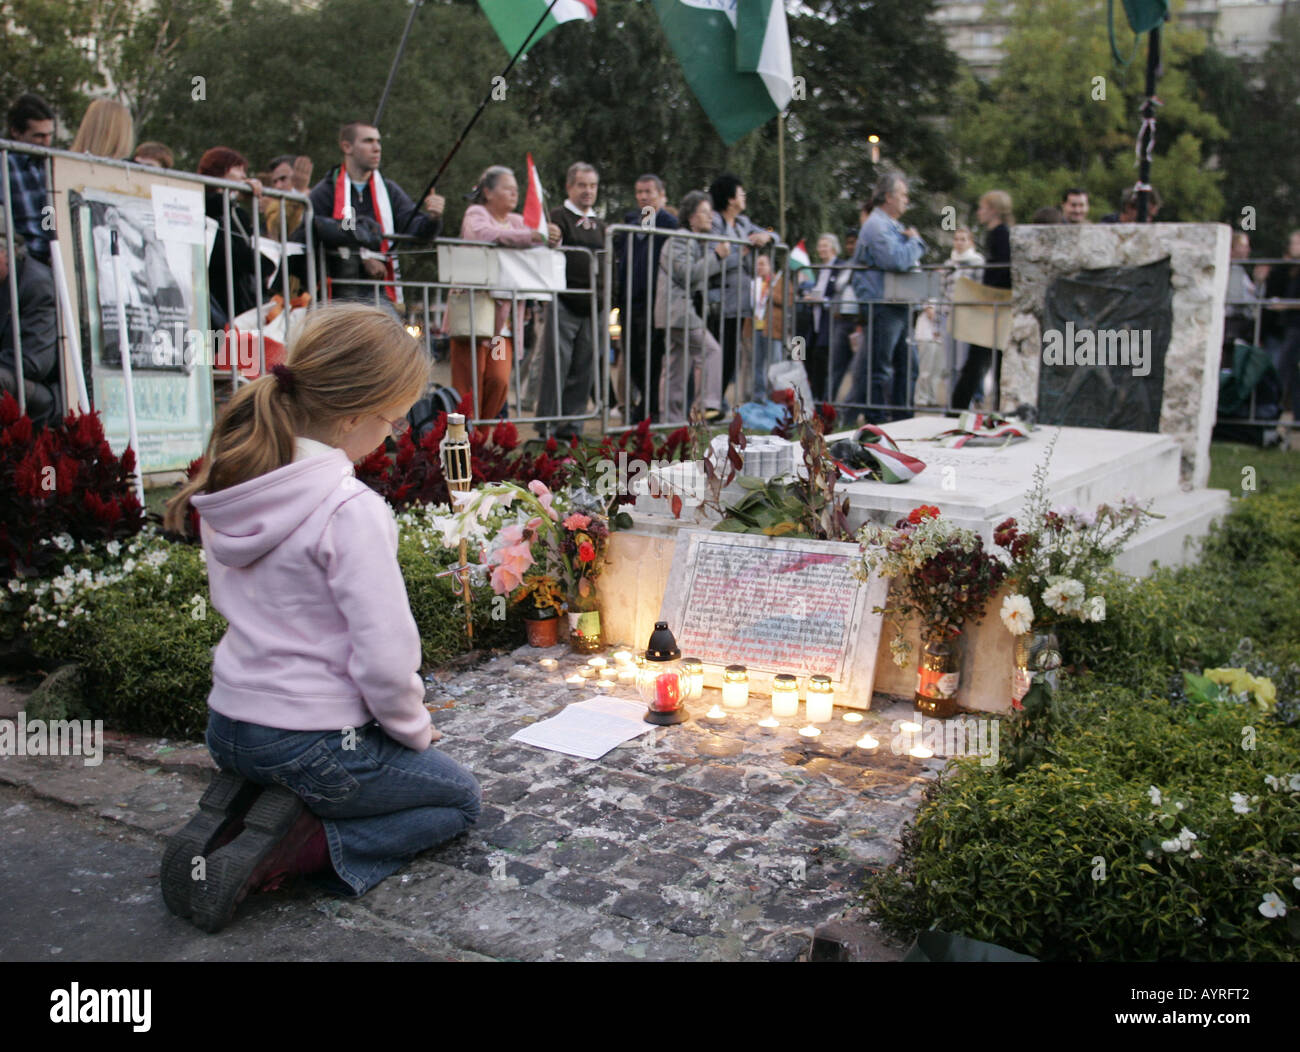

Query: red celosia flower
578;540;596;563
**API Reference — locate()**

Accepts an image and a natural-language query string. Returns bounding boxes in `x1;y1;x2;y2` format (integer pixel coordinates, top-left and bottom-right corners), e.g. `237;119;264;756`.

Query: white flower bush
3;528;177;631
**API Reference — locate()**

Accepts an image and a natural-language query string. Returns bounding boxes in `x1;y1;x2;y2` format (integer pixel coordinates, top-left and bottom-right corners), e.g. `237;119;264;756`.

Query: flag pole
778;110;787;244
419;0;565;202
374;0;426;127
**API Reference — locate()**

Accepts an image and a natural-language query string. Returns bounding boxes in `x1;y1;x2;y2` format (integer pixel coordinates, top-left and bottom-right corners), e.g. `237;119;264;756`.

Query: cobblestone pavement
0;647;932;961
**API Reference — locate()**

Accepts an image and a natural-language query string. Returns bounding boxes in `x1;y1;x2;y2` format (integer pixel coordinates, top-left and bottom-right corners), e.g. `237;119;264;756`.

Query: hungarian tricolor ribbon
332;166;400;304
833;425;927;484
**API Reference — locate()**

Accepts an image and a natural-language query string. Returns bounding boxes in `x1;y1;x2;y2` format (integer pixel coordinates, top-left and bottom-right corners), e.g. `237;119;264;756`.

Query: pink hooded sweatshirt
192;448;433;752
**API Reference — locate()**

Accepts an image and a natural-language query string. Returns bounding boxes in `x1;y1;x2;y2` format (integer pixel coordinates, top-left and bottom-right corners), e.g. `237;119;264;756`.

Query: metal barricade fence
1219;257;1299;439
319;237;606;434
1;136;317;422
603;223;787;432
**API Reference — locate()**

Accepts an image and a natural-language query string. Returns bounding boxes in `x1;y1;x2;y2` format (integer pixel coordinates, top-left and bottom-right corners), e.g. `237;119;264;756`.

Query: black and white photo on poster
82;189;195;373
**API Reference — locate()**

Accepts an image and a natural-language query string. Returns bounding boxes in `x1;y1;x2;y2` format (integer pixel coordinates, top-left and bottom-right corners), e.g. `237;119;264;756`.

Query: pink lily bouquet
448;481;610;608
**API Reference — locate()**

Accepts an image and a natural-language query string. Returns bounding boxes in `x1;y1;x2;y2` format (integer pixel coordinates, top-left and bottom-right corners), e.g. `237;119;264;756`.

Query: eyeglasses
380;414;410;438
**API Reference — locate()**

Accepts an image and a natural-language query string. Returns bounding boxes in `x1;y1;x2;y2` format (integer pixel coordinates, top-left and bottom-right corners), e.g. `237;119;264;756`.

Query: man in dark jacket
614;174;678;423
305;121;444;306
0;226;60;427
535;162;604;439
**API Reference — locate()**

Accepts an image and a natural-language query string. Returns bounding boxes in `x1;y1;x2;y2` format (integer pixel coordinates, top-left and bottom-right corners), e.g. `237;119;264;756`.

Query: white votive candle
538;658;559;672
842;712;863;724
856;734;880;750
578;667;597;679
900;719;922;734
617;666;638;684
611;650;633;666
706;705;727;722
757;717;780;731
565;674;584;689
806;675;833;723
721;665;749;708
798;725;821;738
909;744;935;759
587;656;608;669
599;667;618;681
771;674;799;718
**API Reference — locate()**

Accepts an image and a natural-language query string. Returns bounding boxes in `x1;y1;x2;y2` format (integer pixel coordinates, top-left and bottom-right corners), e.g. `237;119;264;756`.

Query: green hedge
867;485;1300;961
6;519;523;741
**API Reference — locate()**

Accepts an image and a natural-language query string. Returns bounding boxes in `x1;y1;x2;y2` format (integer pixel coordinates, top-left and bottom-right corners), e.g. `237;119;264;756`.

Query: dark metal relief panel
1038;257;1173;431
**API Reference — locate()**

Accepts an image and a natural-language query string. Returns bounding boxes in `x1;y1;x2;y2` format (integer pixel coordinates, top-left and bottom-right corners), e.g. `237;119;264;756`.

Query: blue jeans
205;711;481;896
846;303;908;423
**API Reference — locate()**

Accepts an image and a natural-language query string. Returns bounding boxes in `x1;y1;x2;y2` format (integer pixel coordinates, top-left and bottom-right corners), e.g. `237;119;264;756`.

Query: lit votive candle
681;658;704;701
578;667;597;679
856;734;880;750
798;725;821;738
599;667;618;681
611;650;633;666
706;705;727;722
538;658;559;672
909;743;935;759
757;717;780;731
842;712;863;724
721;665;749;708
565;674;585;689
587;656;608;670
617;666;638;684
771;674;799;718
806;675;834;724
899;719;922;734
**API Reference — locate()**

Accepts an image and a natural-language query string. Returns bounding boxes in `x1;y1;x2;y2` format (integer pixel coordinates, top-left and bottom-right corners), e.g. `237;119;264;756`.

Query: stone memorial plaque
1038;257;1173;432
658;531;888;709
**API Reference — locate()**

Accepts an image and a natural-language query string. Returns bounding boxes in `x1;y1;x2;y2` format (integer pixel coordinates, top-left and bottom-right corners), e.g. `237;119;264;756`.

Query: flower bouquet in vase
462;480;611;653
855;504;1006;718
992;434;1158;715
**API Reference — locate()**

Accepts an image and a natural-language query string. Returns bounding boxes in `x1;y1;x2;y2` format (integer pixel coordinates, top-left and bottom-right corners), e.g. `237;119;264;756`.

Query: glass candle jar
721;665;749;708
771;674;799;718
638;621;688;725
680;657;704;701
806;675;834;723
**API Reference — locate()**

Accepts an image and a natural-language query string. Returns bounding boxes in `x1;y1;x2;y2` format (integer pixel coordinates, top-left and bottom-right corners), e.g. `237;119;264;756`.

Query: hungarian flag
522;152;547;237
789;239;810;271
653;0;794;144
478;0;597;56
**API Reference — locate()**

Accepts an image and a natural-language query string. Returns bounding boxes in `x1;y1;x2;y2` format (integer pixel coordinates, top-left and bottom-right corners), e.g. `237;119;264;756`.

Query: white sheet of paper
510;696;653;759
151;184;206;245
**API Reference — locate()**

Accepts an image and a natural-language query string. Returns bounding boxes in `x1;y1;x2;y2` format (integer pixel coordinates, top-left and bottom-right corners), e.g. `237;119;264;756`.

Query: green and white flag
477;0;597;57
653;0;793;144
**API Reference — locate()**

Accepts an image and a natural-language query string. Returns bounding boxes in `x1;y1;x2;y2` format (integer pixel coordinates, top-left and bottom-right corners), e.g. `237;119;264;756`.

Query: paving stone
483;814;565;853
547;876;619;907
801;757;870;787
786;785;853;816
610;890;669;924
646;783;717;819
550;837;628;875
705;799;784;835
667;910;716;937
484;744;542;773
689;763;748;794
484;777;531;805
474;805;506;832
616;851;700;885
787;817;841;842
603;809;663;838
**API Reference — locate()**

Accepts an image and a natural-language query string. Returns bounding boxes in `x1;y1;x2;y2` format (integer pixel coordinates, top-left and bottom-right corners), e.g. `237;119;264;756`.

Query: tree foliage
952;0;1226;223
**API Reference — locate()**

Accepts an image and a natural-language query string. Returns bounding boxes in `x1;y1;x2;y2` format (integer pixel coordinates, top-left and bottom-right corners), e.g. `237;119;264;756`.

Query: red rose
578;540;596;563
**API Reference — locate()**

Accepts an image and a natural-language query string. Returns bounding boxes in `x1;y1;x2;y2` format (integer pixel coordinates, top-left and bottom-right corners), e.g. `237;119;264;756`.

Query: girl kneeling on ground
162;302;481;933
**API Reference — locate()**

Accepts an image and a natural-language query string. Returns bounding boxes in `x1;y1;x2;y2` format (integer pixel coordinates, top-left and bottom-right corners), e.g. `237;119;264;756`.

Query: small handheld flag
523;153;547;237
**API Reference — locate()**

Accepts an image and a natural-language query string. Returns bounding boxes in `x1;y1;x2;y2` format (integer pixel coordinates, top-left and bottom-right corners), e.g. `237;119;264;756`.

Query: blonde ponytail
165;303;430;535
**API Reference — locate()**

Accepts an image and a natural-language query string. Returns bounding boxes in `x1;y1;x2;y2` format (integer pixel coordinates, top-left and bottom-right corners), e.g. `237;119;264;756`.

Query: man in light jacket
846;172;928;423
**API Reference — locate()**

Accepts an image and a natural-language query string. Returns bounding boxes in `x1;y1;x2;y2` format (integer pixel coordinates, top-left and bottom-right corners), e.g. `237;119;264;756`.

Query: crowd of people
5;88;1294;433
